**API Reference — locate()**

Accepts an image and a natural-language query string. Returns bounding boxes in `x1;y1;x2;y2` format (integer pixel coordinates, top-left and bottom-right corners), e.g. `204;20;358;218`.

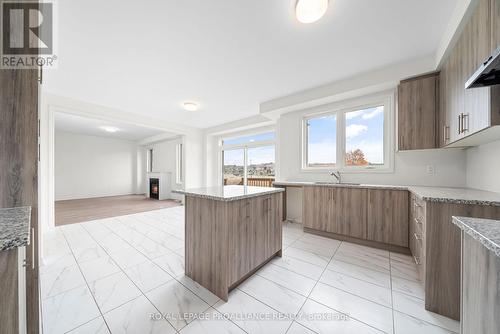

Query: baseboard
303;227;411;255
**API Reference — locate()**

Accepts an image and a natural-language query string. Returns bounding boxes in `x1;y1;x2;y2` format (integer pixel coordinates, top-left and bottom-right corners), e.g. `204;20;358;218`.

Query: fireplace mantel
146;172;172;200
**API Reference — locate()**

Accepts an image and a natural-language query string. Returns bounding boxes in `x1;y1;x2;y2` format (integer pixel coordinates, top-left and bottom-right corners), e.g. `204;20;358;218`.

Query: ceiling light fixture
100;126;119;133
295;0;329;24
182;102;199;112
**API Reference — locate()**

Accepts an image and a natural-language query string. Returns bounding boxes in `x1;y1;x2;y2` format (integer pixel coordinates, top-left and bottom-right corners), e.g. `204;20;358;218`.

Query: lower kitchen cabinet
334;188;367;239
461;232;500;334
422;201;500;321
303;186;407;249
367;189;409;247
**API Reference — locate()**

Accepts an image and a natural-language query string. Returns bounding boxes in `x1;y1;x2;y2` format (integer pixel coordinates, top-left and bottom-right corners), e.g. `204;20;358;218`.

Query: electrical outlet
426;165;435;175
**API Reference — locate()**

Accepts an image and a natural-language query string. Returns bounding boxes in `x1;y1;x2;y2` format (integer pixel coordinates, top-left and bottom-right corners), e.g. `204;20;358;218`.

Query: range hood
465;46;500;88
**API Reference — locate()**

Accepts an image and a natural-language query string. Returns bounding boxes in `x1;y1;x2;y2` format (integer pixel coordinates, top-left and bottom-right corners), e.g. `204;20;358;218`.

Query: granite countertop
452;216;500;257
273;180;407;191
272;181;500;206
173;185;285;202
408;186;500;206
0;206;31;251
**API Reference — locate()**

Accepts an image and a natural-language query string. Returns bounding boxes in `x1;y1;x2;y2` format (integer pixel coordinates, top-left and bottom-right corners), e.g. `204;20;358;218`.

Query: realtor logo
1;0;57;68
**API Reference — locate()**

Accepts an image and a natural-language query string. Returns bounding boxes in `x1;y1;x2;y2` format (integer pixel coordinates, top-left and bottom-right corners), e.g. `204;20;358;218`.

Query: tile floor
40;206;460;334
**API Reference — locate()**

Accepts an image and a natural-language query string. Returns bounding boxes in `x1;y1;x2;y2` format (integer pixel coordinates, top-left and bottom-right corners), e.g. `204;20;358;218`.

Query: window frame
301;93;394;173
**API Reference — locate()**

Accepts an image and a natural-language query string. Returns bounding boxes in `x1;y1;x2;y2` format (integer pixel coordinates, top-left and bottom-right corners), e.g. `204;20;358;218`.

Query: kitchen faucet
330;171;341;183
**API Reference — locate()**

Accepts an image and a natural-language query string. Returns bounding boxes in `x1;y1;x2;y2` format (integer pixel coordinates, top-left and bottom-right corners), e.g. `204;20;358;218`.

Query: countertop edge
452;216;500;258
272;181;500;206
173;188;285;202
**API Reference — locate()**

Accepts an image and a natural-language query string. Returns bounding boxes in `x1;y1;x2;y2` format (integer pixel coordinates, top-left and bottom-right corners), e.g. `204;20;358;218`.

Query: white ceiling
44;0;458;129
54;112;171;141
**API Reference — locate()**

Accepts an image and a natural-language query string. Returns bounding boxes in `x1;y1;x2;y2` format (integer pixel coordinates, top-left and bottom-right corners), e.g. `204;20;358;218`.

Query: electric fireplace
149;178;159;200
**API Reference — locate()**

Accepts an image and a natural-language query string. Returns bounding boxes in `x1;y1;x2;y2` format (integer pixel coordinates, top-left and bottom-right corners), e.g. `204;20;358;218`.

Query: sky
223;146;276;166
308;106;384;165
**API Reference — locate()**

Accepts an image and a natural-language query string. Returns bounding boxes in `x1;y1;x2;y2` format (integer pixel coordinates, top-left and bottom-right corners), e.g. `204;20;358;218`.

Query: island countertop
452;216;500;257
0;206;31;251
173;185;285;202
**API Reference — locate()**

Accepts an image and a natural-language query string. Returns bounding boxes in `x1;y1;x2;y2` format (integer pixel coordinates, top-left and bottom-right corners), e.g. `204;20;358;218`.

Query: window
176;143;183;184
303;96;392;172
345;106;384;166
222;131;275;187
305;114;337;167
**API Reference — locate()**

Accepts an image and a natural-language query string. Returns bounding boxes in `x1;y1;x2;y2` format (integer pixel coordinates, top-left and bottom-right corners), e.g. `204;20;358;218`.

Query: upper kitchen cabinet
398;72;439;151
439;0;500;148
492;0;500;51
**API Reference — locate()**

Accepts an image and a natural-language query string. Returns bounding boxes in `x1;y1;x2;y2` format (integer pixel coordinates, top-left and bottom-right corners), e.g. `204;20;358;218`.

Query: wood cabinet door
367;190;409;247
463;0;492;136
492;0;500;52
303;186;331;231
425;202;500;320
397;73;438;150
332;188;367;239
0;69;39;333
250;196;271;266
267;193;282;256
440;55;459;146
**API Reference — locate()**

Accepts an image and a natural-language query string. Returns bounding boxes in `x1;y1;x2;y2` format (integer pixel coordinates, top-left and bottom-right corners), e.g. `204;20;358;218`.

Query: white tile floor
40;206;459;334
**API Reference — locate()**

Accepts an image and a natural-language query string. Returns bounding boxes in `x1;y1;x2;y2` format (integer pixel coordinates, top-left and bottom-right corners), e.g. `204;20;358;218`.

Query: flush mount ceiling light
295;0;329;24
182;101;199;111
100;126;119;133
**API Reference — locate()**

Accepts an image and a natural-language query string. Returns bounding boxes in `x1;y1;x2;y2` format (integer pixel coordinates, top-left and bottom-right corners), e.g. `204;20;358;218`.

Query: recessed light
182;102;199;112
100;126;119;133
295;0;329;24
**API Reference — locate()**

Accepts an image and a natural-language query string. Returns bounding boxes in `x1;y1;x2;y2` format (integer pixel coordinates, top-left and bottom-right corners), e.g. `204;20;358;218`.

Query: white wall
149;137;183;199
55;131;140;200
465;140;500;193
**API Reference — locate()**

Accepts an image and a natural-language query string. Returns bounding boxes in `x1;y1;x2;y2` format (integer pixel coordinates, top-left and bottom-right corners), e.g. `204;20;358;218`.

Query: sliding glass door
223;149;245;185
222;132;275;187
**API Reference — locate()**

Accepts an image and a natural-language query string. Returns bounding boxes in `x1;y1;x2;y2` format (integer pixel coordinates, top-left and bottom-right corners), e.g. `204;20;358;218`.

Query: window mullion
243;146;248;186
337;111;345;170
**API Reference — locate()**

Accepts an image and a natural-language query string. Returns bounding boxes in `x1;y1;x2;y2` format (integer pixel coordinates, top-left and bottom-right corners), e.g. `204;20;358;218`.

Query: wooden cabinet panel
462;233;500;334
0;69;39;333
438;66;450;147
398;73;439;150
439;0;500;146
492;0;500;52
303;186;328;231
367;190;409;247
463;0;492;136
187;192;282;301
424;202;500;320
332;188;367;239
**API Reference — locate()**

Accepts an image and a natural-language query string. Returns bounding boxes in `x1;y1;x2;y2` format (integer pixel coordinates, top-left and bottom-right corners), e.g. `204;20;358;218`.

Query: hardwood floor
55;195;181;226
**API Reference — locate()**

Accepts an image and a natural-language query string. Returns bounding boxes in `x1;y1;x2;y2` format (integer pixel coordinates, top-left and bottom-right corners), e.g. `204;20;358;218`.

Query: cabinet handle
458;114;462;134
413;256;421;265
462;113;469;133
443;125;450;142
413;232;422;241
31;227;35;269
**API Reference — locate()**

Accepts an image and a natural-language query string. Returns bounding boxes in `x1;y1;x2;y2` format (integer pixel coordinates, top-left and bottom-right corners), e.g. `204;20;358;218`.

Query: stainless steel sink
314;181;361;186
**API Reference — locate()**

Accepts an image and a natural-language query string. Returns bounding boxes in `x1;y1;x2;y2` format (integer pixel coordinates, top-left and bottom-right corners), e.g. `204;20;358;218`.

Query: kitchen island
452;216;500;334
173;185;284;301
